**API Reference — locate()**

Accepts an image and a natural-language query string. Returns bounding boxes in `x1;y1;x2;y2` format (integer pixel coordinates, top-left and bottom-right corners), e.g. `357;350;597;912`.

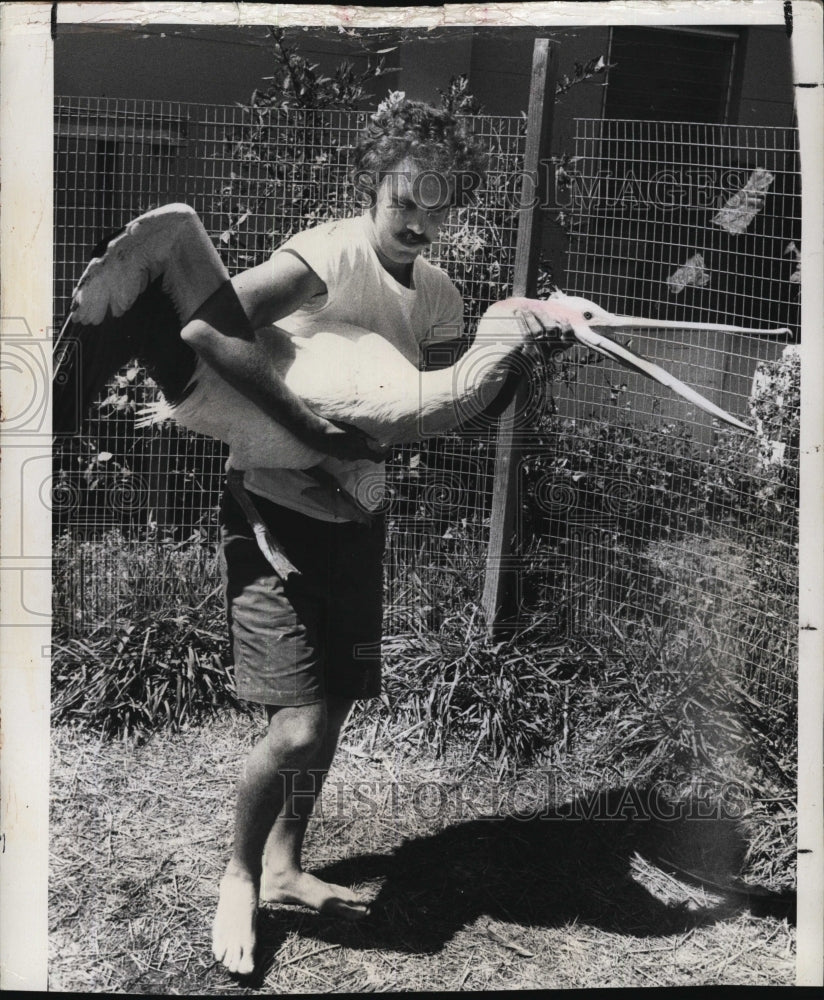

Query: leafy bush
374;607;589;765
736;348;800;720
52;531;242;737
749;346;800;507
52;615;240;738
358;600;769;790
511;395;798;783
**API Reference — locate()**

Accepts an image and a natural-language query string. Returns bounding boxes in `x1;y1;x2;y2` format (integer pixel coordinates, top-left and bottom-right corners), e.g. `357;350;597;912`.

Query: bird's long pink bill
596;315;792;337
571;323;757;434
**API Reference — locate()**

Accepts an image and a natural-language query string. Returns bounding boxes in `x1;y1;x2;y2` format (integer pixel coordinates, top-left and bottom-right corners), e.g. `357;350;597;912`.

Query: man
182;95;560;976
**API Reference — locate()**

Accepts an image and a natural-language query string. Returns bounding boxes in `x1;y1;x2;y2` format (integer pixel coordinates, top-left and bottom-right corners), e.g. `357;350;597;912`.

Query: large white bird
53;204;552;467
54;203;789;449
54;204;790;569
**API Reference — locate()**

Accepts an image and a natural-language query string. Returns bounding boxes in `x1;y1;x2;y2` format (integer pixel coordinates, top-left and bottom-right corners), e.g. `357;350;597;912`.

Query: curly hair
353;92;488;207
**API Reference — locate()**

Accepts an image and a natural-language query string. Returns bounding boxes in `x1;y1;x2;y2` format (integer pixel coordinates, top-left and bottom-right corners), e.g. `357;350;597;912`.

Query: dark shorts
219;486;384;707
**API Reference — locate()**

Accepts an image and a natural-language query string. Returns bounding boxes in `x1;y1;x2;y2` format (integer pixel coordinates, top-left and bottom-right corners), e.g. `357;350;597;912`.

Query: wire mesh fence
564;119;800;333
528;118;800;712
53;101;800;722
52;97;526;634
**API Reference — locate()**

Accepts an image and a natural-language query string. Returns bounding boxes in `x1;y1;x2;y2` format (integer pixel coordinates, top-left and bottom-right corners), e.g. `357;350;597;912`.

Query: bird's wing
53;205;227;436
571;322;754;433
69;204;227;327
53;274;190;436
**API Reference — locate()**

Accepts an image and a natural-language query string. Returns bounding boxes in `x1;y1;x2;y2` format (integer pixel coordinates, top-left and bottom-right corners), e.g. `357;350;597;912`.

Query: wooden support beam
481;38;560;636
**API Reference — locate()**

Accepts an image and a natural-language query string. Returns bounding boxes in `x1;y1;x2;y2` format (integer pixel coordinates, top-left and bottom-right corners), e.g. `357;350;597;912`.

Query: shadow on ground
251;785;795;974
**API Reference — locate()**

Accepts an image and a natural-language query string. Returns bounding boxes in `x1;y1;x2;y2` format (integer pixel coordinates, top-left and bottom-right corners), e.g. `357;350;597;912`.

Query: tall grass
358;599;789;789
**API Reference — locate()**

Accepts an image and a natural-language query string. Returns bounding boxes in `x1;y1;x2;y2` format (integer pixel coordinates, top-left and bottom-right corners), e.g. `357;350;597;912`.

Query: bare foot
261;870;369;919
212;864;258;975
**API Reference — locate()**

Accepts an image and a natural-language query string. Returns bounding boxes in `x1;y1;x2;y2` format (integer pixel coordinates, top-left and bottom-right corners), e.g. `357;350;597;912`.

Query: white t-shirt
243;214;463;521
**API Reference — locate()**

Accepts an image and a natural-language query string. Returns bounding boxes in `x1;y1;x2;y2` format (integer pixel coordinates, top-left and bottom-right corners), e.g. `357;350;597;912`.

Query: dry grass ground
49;711;795;992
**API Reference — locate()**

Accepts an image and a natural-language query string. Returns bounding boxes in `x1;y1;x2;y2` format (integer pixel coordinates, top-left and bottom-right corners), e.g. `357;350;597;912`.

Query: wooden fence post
481;38;560;635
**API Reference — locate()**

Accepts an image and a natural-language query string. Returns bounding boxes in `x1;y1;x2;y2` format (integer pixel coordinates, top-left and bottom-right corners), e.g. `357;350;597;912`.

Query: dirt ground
49;712;795;992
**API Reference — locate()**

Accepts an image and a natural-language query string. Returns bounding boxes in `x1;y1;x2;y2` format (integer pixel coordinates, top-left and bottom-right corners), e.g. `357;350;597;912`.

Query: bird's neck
419;307;529;434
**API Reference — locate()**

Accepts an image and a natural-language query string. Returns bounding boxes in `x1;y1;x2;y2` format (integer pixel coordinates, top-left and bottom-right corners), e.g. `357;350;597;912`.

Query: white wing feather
70;204;228;327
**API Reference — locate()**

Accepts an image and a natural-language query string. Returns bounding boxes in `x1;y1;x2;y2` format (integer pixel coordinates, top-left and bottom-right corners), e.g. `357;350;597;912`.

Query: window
604;27;739;123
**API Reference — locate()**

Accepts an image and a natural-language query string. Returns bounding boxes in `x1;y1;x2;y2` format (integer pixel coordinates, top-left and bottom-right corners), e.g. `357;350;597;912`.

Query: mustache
397;232;431;246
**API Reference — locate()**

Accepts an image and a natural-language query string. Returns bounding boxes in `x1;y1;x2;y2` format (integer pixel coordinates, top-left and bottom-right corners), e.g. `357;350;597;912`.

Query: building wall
468;27;609;134
54;24;396;106
398;30;474;103
55;23;795;127
734;27;796;127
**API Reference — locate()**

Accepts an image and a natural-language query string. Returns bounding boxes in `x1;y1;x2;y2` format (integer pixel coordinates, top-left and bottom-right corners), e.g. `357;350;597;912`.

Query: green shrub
374;607;590;765
360;601;765;790
52;531;243;737
512;393;798;784
735;348;800;724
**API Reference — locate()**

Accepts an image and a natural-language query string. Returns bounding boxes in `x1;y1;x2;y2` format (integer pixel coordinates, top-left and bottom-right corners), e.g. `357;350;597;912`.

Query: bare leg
261;697;368;917
212;702;328;975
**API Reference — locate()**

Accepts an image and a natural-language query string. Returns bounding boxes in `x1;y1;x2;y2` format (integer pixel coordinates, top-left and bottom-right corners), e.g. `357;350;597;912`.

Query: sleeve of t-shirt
416;269;465;371
274;219;355;298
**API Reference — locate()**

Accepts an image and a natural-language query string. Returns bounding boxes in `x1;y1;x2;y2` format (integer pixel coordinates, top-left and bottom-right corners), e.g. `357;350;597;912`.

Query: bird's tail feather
134;397;176;429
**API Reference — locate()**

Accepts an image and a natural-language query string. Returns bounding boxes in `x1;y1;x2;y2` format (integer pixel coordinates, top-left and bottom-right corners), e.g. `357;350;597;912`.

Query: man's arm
422;306;574;433
181;251;383;462
231;250;324;328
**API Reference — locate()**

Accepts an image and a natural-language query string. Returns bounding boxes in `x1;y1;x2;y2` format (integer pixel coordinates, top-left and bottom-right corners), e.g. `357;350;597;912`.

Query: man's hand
311;419;389;463
516;307;576;362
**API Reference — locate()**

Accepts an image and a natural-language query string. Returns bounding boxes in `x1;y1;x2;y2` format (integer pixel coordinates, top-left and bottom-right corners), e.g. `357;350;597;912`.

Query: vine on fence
217;27;386;269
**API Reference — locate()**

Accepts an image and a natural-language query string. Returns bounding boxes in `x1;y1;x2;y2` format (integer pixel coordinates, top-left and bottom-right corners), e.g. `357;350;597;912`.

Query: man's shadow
254;786;794;969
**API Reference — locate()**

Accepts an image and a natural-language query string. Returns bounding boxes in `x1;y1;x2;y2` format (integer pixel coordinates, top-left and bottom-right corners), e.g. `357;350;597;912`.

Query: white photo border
0;0;820;989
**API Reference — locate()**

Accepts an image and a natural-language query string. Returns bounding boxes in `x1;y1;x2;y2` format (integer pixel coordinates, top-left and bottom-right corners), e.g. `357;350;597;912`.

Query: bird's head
477;292;791;435
480;293;653;344
540;291;615;330
477;293;636;354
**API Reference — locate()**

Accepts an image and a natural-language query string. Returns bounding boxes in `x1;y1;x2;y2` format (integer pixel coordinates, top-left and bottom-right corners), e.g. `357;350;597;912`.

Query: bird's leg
226;469;299;579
